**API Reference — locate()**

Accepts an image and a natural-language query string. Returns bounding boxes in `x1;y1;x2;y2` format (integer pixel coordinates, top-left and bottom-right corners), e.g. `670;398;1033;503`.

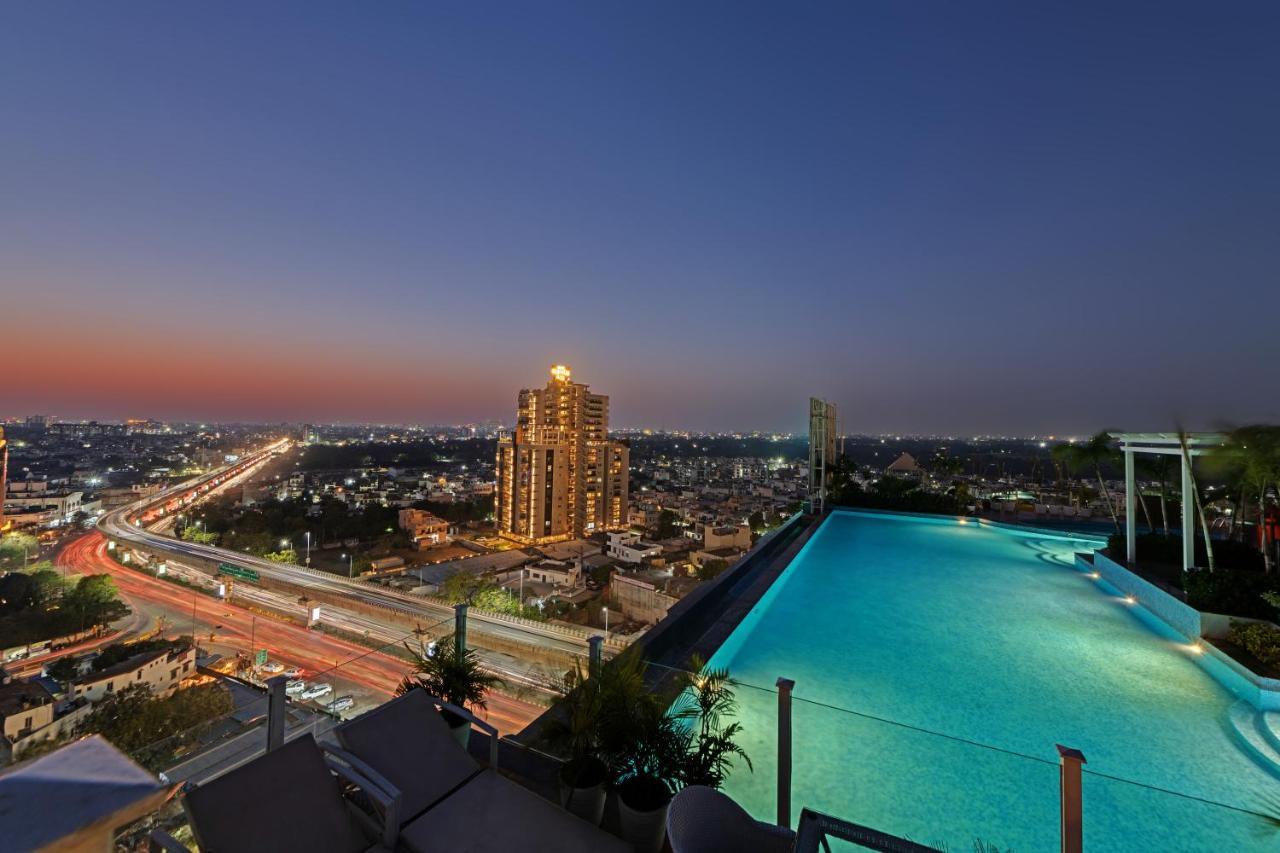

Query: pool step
1226;700;1280;780
1262;712;1280;754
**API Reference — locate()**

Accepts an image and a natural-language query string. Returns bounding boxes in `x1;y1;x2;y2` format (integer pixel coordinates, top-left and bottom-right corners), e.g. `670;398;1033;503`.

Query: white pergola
1116;432;1226;572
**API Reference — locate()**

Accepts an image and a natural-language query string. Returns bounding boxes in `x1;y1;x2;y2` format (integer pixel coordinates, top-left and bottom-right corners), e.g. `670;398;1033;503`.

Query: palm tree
397;632;501;711
1178;430;1216;573
1051;443;1079;508
1056;433;1122;532
1136;455;1173;536
669;657;752;790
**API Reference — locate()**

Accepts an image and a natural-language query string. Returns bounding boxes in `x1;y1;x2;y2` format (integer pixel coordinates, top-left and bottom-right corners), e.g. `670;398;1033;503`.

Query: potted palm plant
398;632;501;747
611;656;753;853
545;661;610;825
609;696;686;853
546;647;649;825
670;656;752;788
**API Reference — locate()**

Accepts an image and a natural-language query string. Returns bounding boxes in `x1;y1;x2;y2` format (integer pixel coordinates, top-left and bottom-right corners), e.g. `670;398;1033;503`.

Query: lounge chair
667;785;795;853
334;689;630;853
150;734;399;853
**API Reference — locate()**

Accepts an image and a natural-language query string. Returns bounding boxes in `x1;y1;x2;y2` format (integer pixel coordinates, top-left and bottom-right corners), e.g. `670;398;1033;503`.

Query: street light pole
342;553;353;578
603;606;609;640
305;531;311;566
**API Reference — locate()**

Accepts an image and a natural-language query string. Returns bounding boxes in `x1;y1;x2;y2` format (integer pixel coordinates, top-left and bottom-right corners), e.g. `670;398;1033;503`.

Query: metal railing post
1056;744;1086;853
776;677;795;828
266;676;287;752
587;636;603;678
454;603;468;660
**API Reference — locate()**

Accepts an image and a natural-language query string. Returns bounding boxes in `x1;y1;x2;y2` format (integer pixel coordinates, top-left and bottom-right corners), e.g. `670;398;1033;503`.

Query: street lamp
342;553;353;578
304;531;311;566
280;538;291;551
603;606;609;640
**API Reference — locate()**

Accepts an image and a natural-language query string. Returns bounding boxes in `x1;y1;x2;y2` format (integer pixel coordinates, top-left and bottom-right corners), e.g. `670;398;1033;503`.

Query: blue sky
3;2;1278;432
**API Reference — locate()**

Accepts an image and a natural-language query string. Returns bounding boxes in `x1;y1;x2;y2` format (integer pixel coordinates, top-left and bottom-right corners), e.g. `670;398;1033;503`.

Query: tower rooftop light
550;364;572;383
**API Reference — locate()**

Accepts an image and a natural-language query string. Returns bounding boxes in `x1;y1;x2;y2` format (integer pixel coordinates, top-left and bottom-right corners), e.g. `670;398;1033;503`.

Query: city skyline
5;3;1279;433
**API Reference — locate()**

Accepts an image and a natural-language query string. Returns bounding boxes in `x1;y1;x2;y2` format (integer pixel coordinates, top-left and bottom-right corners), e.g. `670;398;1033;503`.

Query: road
96;443;619;659
58;532;542;734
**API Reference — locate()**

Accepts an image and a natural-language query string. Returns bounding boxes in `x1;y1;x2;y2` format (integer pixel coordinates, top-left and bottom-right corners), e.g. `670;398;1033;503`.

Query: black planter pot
615;775;672;853
439;707;471;748
558;756;608;826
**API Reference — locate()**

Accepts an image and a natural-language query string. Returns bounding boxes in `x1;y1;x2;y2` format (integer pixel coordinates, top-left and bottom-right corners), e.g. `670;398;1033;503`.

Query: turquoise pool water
707;510;1280;852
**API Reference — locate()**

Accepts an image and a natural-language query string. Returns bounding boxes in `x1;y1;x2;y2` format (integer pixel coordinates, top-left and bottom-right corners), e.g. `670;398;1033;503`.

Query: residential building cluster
0;642;197;765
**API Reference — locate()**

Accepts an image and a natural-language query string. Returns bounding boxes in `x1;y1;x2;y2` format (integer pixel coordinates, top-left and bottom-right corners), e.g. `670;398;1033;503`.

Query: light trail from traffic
58;533;542;734
98;440;619;659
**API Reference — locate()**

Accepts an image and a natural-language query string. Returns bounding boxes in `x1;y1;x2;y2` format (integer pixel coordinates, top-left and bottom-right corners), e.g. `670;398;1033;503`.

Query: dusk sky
4;3;1278;434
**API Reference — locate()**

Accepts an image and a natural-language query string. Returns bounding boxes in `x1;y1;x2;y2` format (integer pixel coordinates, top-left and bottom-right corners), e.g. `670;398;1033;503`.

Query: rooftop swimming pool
706;510;1280;851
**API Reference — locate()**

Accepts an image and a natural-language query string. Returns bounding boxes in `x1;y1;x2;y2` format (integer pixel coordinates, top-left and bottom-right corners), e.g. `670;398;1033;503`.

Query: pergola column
1181;454;1195;572
1124;449;1137;564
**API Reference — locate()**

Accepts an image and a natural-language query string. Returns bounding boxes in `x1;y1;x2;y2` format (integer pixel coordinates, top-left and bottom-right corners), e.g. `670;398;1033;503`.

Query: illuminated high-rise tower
496;365;629;544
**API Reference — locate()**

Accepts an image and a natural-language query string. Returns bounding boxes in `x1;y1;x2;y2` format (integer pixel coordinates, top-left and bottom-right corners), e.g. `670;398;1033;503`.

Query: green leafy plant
670;656;752;789
396;632;501;712
1229;620;1280;669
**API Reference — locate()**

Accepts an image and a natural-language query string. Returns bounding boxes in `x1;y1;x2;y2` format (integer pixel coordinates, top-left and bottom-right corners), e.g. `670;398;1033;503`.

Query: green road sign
255;648;268;667
218;563;260;583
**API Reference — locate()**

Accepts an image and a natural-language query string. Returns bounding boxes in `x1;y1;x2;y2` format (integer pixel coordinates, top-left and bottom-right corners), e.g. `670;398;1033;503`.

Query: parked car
259;661;285;674
325;695;355;713
300;683;332;700
282;667;303;678
284;679;306;695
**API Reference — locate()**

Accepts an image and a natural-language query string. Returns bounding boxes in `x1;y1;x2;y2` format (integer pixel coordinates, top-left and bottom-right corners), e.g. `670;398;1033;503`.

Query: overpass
97;441;624;662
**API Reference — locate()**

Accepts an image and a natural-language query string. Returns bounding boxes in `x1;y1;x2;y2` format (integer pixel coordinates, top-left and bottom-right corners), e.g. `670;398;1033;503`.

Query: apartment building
496;365;629;544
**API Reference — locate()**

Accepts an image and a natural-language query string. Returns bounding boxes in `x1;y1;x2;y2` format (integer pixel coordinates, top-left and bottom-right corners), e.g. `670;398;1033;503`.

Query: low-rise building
398;508;451;549
0;672;55;763
701;523;751;551
691;546;744;570
606;531;662;565
611;571;679;625
70;645;196;705
523;559;579;588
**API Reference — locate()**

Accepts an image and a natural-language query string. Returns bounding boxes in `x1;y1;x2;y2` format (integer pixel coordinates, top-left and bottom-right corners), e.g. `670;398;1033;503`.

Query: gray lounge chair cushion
337;688;480;816
398;769;630;853
185;734;374;853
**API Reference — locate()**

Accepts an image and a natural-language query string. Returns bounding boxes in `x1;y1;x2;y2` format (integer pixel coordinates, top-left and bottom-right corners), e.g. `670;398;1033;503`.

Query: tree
264;549;297;564
397;633;501;712
653;509;680;540
695;558;730;582
0;532;39;567
1073;432;1122;533
1050;443;1080;508
1211;426;1280;572
180;527;219;545
91;639;173;672
1178;429;1216;573
1136;454;1173;536
45;656;81;684
65;575;130;632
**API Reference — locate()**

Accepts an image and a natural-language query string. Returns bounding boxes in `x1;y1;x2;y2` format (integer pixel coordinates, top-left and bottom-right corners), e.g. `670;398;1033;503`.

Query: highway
60;532;542;734
97;441;615;661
